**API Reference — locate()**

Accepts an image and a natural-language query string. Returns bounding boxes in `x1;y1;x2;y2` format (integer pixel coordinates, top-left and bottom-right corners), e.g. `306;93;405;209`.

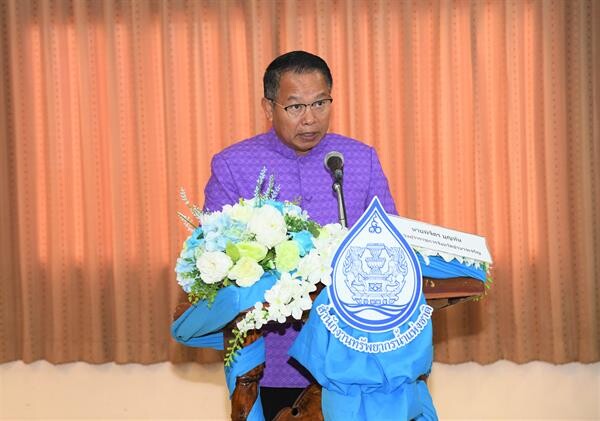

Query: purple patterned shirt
204;128;397;387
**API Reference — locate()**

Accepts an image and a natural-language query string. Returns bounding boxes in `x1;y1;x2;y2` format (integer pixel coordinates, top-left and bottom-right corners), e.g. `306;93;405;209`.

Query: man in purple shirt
203;51;396;420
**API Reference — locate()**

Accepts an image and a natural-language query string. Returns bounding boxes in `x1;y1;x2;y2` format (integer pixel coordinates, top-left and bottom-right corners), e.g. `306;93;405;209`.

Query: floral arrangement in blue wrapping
175;168;347;365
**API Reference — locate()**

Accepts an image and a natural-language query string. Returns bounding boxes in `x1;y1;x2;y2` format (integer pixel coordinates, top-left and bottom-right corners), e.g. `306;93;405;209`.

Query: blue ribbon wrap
171;272;278;421
289;289;438;421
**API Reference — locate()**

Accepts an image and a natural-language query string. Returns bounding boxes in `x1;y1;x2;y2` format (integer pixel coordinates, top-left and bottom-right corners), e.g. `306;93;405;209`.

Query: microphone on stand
324;151;344;182
324;151;347;228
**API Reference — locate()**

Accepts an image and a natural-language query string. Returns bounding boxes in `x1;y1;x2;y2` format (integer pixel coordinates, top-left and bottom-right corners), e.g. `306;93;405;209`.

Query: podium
173;275;485;421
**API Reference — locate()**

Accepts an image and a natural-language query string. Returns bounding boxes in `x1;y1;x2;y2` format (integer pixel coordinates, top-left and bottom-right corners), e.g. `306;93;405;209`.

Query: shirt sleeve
367;147;398;215
203;153;240;212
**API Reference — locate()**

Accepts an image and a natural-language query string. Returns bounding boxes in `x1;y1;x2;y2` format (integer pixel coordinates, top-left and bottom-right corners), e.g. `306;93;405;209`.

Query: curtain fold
0;0;598;364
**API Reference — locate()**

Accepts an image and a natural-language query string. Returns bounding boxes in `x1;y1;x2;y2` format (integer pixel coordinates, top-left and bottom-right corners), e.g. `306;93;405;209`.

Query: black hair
263;51;333;100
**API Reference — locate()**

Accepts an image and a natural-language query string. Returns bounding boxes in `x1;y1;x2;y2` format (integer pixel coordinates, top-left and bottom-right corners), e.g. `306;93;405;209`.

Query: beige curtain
0;0;598;365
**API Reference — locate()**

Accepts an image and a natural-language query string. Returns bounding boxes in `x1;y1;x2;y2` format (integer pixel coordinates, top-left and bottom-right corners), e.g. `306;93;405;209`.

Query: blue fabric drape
289;290;438;421
419;255;486;281
171;272;278;421
171;272;278;344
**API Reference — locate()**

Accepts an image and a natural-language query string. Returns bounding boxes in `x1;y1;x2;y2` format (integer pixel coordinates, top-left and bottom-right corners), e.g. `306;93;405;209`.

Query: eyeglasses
267;98;333;118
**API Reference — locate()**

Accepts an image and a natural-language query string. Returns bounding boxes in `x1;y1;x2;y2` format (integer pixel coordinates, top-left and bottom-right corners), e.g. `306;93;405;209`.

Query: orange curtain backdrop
0;0;598;364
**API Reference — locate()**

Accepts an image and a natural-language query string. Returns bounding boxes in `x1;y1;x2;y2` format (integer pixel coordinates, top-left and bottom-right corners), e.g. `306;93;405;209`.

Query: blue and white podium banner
289;197;439;420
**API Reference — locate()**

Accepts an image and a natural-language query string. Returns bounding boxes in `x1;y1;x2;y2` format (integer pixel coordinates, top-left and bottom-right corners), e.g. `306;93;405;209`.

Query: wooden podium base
272;384;324;421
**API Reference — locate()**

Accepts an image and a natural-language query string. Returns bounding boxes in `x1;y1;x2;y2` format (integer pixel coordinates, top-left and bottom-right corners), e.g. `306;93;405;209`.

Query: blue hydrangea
202;213;248;251
185;227;204;249
291;230;314;256
180;247;196;259
176;271;196;293
175;255;193;271
201;212;230;234
175;253;197;293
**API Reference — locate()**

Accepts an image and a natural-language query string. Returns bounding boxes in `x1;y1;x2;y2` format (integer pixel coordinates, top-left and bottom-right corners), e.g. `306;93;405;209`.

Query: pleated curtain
0;0;598;364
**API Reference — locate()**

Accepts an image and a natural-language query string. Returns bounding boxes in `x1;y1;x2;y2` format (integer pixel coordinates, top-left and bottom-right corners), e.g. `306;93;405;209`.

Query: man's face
262;70;332;155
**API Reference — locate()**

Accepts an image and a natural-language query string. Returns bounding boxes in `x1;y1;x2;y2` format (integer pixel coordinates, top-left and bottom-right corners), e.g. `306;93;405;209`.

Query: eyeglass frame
266;97;334;118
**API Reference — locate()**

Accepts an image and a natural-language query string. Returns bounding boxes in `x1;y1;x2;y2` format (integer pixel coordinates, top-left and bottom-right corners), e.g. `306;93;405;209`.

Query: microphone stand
332;175;347;228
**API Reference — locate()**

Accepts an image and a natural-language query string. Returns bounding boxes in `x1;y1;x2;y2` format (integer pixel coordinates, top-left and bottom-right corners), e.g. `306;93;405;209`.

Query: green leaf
224;329;246;367
258;248;275;266
187;278;222;307
307;221;321;238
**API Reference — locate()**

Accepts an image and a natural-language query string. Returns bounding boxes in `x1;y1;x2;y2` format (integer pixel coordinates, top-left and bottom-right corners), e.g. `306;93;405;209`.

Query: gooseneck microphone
324;151;344;182
324;151;347;228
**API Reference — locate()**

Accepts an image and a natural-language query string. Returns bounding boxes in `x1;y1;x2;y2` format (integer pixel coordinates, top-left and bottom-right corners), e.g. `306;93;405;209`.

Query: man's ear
261;98;273;122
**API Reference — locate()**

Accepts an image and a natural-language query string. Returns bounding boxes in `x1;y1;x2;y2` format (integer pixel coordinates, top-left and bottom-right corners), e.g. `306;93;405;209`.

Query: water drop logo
328;197;423;332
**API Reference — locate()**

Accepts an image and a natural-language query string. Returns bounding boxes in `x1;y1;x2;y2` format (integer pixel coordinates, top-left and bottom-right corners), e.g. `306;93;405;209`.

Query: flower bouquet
175;169;347;365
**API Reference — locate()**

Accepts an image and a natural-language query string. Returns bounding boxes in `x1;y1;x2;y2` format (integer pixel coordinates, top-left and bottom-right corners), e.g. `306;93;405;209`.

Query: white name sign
389;215;493;263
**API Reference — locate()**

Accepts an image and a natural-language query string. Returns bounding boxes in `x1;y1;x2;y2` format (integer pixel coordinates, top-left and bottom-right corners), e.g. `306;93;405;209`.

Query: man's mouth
298;132;319;141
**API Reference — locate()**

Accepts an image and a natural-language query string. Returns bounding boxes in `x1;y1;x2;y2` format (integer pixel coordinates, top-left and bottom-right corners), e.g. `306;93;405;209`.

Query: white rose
228;256;264;287
196;251;233;284
229;203;254;223
248;204;287;248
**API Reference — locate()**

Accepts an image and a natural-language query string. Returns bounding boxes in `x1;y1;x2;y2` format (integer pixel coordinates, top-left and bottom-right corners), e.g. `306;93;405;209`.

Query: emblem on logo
327;197;423;333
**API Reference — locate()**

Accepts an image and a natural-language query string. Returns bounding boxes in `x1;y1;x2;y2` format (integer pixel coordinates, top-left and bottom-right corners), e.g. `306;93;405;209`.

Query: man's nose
300;106;317;124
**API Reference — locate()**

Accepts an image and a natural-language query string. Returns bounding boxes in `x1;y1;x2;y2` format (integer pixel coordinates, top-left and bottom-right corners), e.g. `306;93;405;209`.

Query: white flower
248;204;287;248
249;302;269;329
229;202;254;223
196;251;233;284
237;302;269;332
236;272;318;333
221;204;234;215
312;223;347;264
296;249;333;286
288;293;313;319
319;223;345;240
228;257;264;287
236;318;255;332
264;272;297;319
263;273;313;323
264;273;295;306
